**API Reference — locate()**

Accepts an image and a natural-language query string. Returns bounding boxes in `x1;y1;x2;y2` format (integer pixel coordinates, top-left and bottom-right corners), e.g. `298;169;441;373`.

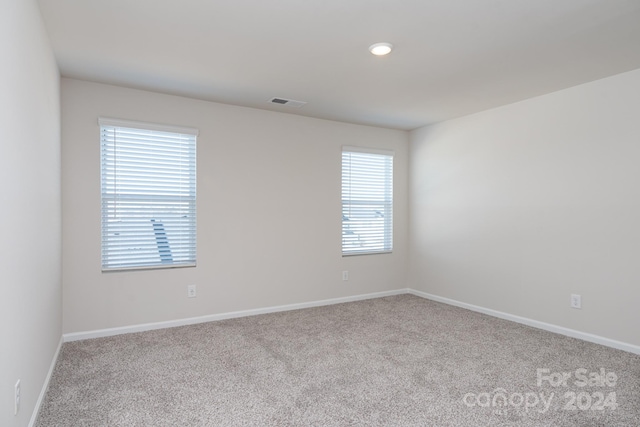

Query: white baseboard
29;336;63;427
407;289;640;356
63;289;408;342
62;287;639;356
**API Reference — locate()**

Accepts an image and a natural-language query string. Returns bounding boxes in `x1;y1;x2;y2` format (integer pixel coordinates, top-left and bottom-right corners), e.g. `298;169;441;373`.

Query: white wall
409;68;640;347
0;1;61;426
62;79;409;334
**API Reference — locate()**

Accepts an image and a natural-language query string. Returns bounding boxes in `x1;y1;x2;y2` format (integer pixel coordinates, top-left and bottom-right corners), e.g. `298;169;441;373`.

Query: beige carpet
36;295;639;426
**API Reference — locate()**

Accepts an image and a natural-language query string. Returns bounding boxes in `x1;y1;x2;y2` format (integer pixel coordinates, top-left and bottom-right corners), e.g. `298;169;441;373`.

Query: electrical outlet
15;379;20;415
570;294;581;309
342;271;349;281
187;284;196;298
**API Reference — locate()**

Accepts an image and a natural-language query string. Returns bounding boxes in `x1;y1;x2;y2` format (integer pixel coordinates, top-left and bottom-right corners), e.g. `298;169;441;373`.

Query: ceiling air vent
269;97;307;108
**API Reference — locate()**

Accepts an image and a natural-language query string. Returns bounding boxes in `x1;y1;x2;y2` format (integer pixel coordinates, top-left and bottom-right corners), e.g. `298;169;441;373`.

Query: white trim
407;289;640;356
98;117;199;136
342;145;394;156
29;337;63;427
61;288;640;356
63;289;408;342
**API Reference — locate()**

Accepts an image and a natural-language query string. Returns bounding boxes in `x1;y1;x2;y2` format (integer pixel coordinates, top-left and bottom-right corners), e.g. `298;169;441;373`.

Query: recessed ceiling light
369;42;393;56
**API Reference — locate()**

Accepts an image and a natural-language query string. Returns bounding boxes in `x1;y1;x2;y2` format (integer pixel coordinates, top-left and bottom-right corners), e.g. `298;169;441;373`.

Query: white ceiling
37;0;640;130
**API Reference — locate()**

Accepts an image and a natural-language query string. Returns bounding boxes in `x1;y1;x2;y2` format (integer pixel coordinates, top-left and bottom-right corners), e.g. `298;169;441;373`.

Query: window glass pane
342;149;393;255
100;120;197;271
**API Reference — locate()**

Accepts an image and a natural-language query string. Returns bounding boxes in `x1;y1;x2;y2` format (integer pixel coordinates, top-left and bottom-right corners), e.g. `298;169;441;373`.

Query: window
341;147;393;256
100;118;197;271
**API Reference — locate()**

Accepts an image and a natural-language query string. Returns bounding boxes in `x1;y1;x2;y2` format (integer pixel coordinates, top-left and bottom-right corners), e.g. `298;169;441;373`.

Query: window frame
99;118;198;272
341;146;394;256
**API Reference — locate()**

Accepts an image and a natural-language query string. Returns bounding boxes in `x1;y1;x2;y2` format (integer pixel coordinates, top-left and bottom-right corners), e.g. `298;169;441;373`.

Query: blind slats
342;149;393;256
100;122;197;271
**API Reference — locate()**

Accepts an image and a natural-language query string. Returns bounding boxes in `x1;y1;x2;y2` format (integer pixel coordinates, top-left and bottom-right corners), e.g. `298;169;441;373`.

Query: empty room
2;0;640;426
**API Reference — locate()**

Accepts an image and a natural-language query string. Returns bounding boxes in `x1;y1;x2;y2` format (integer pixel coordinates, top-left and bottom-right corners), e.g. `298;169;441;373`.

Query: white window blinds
100;118;197;271
342;147;393;256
